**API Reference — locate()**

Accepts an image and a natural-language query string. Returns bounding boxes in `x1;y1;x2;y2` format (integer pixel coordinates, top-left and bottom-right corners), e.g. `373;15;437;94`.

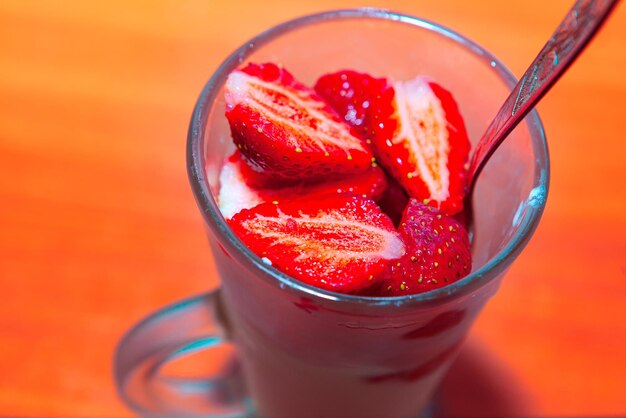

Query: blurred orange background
1;0;625;416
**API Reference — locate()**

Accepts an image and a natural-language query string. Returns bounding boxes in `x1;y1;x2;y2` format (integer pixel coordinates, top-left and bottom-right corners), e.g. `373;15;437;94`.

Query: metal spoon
466;0;619;205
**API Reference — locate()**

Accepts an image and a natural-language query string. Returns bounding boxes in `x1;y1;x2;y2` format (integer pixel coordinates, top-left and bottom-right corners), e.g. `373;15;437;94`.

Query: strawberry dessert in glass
115;8;549;418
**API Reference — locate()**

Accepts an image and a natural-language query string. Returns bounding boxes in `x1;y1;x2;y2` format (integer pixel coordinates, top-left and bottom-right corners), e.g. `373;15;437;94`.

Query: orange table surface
1;0;625;417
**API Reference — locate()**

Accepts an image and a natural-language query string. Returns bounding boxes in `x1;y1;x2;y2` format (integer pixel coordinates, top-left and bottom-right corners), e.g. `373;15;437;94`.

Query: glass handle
114;290;251;417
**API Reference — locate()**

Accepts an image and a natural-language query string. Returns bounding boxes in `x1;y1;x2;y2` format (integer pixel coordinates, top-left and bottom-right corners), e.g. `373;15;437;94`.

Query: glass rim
187;7;550;309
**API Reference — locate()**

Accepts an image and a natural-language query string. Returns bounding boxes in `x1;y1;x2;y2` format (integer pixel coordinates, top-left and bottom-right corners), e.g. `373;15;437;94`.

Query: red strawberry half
228;195;405;293
217;151;389;219
224;63;374;184
314;70;392;141
370;77;471;215
375;199;471;296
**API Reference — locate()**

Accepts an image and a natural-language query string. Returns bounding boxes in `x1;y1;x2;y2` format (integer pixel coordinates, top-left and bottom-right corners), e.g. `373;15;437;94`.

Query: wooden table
1;0;624;416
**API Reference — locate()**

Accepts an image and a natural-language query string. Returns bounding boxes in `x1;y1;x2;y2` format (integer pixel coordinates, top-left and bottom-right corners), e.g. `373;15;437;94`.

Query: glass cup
114;8;549;418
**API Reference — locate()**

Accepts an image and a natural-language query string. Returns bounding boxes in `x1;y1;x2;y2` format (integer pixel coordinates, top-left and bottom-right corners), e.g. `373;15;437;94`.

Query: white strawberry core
240;209;404;273
225;71;366;154
392;77;450;202
218;157;263;219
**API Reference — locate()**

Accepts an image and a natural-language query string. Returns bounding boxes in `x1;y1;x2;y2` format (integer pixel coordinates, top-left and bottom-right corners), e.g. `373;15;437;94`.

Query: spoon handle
468;0;620;188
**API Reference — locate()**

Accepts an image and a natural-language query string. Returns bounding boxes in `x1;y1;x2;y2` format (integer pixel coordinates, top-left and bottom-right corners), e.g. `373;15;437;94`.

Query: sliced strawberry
314;70;392;140
308;166;388;201
375;199;472;296
228;195;405;293
224;63;374;184
314;71;470;215
218;151;388;219
369;77;470;215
